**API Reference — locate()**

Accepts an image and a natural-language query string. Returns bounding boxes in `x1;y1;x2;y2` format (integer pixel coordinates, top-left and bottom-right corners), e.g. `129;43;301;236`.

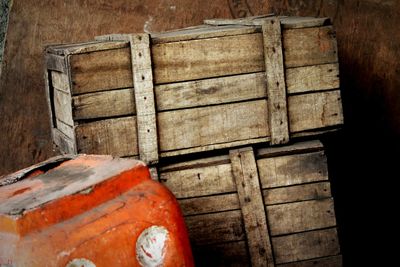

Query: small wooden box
44;15;343;164
159;140;342;266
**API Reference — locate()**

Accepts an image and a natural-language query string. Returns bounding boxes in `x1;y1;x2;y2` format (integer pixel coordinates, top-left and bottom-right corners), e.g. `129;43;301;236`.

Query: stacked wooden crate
44;15;343;266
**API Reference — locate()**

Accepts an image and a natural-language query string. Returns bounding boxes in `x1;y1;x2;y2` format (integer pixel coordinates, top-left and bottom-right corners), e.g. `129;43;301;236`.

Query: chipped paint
136;226;169;267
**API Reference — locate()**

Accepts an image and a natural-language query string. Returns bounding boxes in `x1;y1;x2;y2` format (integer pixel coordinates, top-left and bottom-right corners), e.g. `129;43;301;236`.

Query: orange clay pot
0;155;194;267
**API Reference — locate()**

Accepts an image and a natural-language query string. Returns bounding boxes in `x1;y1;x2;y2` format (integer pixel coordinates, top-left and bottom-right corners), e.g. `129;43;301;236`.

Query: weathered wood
192;241;249;267
158;100;269;152
159;154;230;172
47;41;129;56
288;90;343;133
185;210;245;245
263;182;332;205
69;47;133;95
152;33;264;84
53;89;73;126
72;88;135;120
51;71;70;93
263;18;289;145
74;117;138;157
266;198;337;236
151;24;259;44
280;17;331;29
160;163;235;198
286;63;339;94
283;26;338;68
178;193;239;216
52;128;76;154
45;53;67;73
257;151;328;188
272;228;340;264
230;147;274;267
277;255;342;267
257;140;323;158
56;119;75;140
155;72;266;111
203;14;275;26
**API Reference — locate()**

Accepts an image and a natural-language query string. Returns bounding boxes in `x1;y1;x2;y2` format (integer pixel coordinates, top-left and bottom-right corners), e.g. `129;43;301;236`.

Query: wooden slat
192;241;250;267
48;41;128;55
288;90;343;133
45;53;67;72
155;72;266;111
283;26;338;68
286;63;339;94
72;88;135;120
56;119;75;140
263;182;332;205
277;255;342;267
160;164;235;198
152;33;264;84
70;47;133;95
280;17;330;29
230;147;274;267
53;89;73;126
185;210;245;245
263;18;289;145
74;117;138;157
158;100;269;152
51;71;70;93
178;193;240;216
272;228;340;264
257;140;323;159
52;128;76;154
160;154;230;172
266;198;337;236
257;151;328;188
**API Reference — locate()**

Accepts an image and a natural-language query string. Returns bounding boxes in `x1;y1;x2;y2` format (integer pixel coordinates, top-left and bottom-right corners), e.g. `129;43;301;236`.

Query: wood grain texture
51;71;70;93
262;18;289;145
282;26;338;68
55;119;75;140
52;128;76;154
272;228;340;264
158;100;269;152
152;33;264;84
257;151;328;188
263;182;331;205
160;163;235;198
286;63;339;94
70;47;133;95
53;89;73;126
155;72;266;111
74;117;138;157
46;53;67;73
185;210;245;245
257;140;323;158
72;88;135;120
48;41;128;55
178;193;239;216
277;255;342;267
288;90;343;133
230;147;274;267
266;198;337;236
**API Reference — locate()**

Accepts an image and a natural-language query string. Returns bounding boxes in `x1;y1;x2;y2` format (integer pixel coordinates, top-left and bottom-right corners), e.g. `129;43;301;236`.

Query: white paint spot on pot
136;226;169;267
65;258;96;267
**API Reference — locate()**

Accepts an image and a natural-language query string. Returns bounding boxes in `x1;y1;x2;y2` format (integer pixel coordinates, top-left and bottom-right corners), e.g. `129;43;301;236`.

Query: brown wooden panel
277;255;342;267
53;89;73;126
178;193;239;216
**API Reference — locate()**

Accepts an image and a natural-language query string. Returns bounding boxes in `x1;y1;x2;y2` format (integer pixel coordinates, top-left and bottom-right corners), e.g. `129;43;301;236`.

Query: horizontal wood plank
155;72;266;111
257;140;323;158
283;26;338;68
288;90;343;133
286;63;339;94
258;151;328;188
70;47;133;95
272;228;340;264
75;117;138;157
158;100;269;152
277;255;342;267
48;41;128;55
159;154;230;172
192;241;249;267
160;164;235;198
263;182;332;205
72;88;135;120
266;198;337;236
185;210;245;245
178;193;239;216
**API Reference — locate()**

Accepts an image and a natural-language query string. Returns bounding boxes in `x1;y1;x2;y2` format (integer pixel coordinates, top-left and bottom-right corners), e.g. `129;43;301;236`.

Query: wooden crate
159;140;342;266
44;15;343;164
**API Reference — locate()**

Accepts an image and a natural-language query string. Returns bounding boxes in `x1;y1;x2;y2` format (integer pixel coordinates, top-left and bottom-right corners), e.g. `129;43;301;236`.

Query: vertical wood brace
262;18;290;145
229;147;274;267
95;34;159;165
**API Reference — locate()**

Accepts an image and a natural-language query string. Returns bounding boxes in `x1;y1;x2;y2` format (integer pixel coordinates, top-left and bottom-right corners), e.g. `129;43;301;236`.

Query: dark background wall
1;0;398;265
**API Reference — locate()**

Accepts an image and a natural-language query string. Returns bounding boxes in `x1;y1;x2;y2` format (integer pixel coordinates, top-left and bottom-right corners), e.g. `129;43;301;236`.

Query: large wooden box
159;140;342;266
44;15;343;164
